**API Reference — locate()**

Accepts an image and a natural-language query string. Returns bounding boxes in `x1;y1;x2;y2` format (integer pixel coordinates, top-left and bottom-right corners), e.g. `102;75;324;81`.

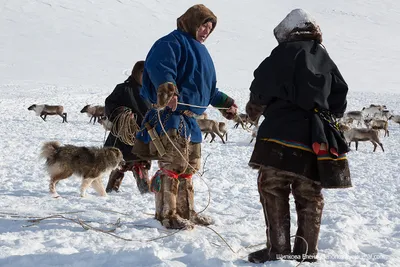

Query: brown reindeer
97;116;113;131
364;118;389;137
198;119;226;144
233;113;258;129
80;105;105;124
204;121;228;142
28;104;67;123
340;124;384;152
194;112;208;120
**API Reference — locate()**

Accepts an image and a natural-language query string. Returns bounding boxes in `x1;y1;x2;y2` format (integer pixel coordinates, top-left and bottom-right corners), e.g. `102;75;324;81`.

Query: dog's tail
40;141;61;161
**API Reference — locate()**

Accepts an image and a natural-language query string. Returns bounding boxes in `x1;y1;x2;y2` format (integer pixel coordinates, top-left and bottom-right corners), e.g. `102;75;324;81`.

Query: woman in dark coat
104;60;152;194
246;9;351;263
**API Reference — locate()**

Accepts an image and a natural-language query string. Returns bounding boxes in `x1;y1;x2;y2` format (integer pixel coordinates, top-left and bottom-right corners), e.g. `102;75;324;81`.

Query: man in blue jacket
132;4;237;230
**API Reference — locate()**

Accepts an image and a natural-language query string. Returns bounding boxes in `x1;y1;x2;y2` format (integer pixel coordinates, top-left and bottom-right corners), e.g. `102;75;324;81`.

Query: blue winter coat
137;29;230;143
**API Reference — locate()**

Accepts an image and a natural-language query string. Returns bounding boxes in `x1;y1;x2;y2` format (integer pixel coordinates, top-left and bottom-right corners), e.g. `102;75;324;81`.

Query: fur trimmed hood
274;9;322;43
131;60;144;85
177;4;217;41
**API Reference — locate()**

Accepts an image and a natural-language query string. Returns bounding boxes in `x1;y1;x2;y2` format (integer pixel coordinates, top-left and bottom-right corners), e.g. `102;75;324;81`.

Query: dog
40;141;123;198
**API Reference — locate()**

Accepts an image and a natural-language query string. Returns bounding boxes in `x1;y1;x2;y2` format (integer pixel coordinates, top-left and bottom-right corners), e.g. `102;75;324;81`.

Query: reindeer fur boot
155;172;194;230
248;169;291;263
177;176;213;226
106;169;125;193
132;161;151;194
291;181;324;262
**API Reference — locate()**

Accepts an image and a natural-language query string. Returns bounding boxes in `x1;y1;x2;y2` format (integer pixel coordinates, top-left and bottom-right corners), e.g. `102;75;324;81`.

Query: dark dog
40;141;123;198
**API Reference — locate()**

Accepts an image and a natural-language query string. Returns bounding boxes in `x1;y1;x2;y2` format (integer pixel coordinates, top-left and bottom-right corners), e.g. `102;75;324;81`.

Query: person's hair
131;60;145;84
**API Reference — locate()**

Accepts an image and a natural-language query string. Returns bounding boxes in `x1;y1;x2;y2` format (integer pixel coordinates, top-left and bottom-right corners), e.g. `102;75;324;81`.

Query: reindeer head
80;104;90;113
364;118;373;126
338;123;350;132
28;104;37;111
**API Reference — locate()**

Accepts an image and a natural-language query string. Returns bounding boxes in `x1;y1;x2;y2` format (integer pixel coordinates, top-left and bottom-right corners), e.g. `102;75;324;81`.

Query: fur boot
248;170;291;263
292;181;324;262
155;173;194;230
132;161;151;194
176;176;213;226
105;169;124;193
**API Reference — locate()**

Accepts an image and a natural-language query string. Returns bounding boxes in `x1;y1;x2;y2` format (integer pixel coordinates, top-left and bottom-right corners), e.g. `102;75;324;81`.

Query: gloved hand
224;102;238;120
167;95;178;111
157;82;179;110
245;101;265;122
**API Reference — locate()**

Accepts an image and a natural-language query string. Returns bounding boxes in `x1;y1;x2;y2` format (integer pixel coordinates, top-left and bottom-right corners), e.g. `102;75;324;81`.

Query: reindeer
342;111;363;126
233;113;258;129
340;124;384;152
80;105;105;124
363;118;389;137
362;104;387;119
28;104;67;123
204;121;228;142
97;116;113;131
197;119;226;144
194;112;208;120
389;115;400;125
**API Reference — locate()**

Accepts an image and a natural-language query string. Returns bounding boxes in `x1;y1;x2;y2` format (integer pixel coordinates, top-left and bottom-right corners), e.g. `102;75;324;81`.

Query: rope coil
110;109;140;146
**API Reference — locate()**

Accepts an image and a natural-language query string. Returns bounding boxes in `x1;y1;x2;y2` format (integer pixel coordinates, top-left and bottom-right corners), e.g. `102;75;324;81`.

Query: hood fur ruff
177;4;217;41
274;9;322;43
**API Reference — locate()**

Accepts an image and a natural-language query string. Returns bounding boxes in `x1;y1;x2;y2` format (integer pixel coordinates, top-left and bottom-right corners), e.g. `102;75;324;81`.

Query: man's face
196;21;213;43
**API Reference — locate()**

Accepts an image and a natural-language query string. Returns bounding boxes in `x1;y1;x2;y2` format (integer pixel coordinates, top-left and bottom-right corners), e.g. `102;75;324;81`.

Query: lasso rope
156;108;211;214
178;102;252;132
110;109;140;146
155;102;253;214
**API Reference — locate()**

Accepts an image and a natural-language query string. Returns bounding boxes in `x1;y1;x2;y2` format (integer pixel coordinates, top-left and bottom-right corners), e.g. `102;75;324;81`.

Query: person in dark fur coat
246;9;352;263
132;4;238;230
104;60;152;194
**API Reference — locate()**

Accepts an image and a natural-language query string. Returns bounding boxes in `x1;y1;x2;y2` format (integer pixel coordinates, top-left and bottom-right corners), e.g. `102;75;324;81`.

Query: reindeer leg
204;133;209;140
355;141;359;151
59;114;65;123
210;133;216;143
93;116;97;125
89;116;93;123
218;133;226;144
40;114;46;121
371;141;377;152
379;142;385;152
225;132;228;142
63;113;68;123
234;123;239;129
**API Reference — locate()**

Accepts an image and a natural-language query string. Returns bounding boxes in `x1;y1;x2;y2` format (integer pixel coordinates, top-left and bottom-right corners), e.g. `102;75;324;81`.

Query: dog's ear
111;148;123;160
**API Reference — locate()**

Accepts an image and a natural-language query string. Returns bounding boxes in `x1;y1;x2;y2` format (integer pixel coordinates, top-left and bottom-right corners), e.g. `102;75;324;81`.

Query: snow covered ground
0;0;399;266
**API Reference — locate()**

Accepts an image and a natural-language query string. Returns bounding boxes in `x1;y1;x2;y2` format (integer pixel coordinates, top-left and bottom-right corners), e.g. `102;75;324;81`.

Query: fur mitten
221;102;238;120
157;82;179;109
246;101;265;122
